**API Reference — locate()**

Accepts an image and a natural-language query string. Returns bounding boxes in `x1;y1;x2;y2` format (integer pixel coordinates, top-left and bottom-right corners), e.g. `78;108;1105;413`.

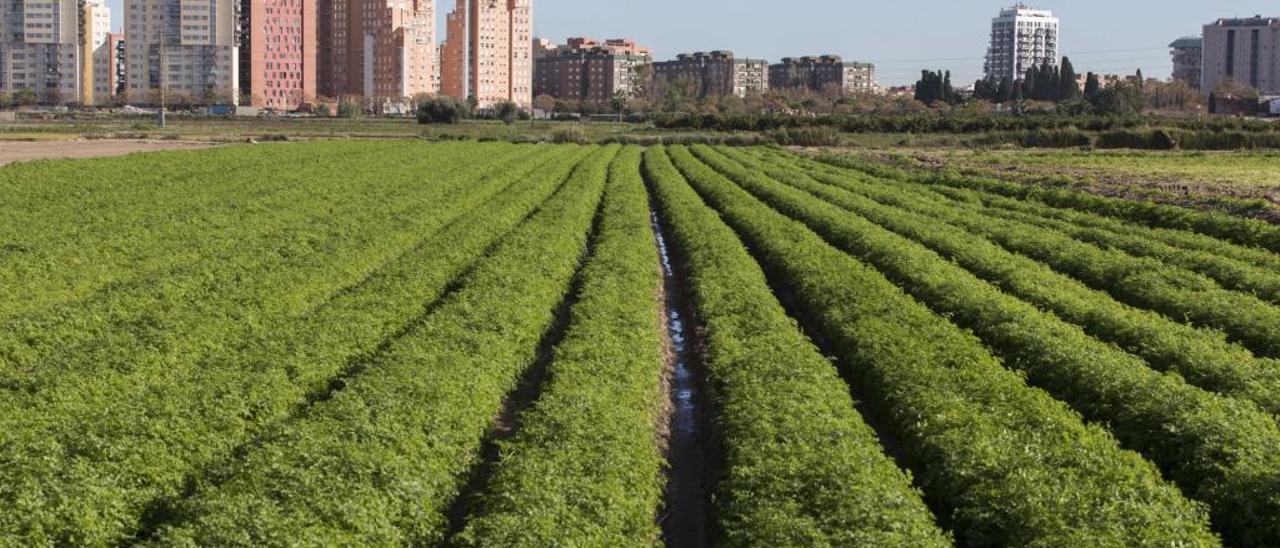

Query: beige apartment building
769;55;876;95
533;37;652;106
326;0;435;104
123;0;239;104
1202;16;1279;95
654;51;768;99
0;0;87;103
1169;36;1202;90
440;0;533;109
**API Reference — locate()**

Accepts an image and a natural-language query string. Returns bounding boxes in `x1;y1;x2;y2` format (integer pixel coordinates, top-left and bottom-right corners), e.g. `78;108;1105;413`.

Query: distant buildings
441;0;533;109
123;0;238;104
1169;36;1203;89
239;0;319;110
653;51;768;99
984;4;1060;83
1201;16;1279;96
324;0;434;106
0;0;96;103
769;55;875;94
533;37;652;106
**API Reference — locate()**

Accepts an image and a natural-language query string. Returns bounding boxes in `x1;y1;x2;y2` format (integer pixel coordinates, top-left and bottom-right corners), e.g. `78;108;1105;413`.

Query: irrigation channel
651;210;711;548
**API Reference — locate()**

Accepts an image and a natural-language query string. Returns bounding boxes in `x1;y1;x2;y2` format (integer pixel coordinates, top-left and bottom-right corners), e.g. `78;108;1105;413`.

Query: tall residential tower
123;0;239;104
1201;16;1279;95
0;0;90;103
440;0;532;109
325;0;435;103
984;4;1059;83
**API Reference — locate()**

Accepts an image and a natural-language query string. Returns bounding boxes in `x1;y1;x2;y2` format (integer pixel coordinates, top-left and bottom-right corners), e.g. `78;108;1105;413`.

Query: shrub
417;97;467;124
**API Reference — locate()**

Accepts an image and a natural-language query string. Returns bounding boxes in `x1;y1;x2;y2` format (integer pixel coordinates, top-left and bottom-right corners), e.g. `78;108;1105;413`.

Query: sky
104;0;1278;86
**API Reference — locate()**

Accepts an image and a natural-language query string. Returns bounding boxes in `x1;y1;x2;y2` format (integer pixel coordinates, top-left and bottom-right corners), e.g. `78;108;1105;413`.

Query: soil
0;140;213;166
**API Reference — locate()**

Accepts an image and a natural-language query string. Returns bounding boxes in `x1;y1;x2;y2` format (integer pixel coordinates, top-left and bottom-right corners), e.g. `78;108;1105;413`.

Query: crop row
148;146;618;545
662;145;1218;546
816;154;1280;255
0;142;403;321
453;147;668;545
690;145;1280;545
806;154;1280;358
0;141;537;390
0;145;593;545
643;147;948;545
736;147;1280;416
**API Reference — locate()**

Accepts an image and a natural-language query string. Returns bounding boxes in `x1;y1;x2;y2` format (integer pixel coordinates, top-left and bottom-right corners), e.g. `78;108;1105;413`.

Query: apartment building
1202;16;1279;95
78;0;110;104
124;0;239;104
237;0;317;109
0;0;86;103
440;0;532;109
984;4;1059;83
654;51;768;99
769;55;875;94
326;0;434;104
533;37;652;105
1169;36;1203;89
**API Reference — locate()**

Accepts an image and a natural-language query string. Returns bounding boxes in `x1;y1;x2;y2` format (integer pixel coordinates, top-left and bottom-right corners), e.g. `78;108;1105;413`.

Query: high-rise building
1169;36;1203;90
769;55;876;95
0;0;86;103
533;37;652;106
124;0;239;104
238;0;317;109
1201;16;1279;95
653;51;768;99
984;4;1059;83
105;32;125;100
325;0;435;103
440;0;533;109
79;0;111;105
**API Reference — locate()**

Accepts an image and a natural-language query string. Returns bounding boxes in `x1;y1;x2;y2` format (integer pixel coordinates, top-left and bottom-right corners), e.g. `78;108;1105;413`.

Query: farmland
2;140;1279;547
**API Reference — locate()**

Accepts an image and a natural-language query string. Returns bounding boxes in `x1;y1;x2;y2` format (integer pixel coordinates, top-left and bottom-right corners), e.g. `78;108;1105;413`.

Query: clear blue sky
105;0;1277;85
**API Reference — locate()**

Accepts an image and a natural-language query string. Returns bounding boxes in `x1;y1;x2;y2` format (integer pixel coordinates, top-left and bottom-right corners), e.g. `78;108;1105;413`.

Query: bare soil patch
0;140;212;166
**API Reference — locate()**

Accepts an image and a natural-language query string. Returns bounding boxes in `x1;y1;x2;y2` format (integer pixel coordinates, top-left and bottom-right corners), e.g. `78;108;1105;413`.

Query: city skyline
93;1;1279;86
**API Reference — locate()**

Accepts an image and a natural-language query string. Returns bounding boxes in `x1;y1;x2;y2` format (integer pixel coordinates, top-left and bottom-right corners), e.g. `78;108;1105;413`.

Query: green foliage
665;144;1218;546
416;96;469;124
492;101;520;125
454;147;667;546
335;97;362;118
155;146;617;545
818;154;1280;254
0;143;589;544
644;146;948;546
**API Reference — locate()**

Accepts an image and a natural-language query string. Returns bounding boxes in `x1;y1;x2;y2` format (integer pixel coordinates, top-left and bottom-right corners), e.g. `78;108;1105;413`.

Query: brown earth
0;140;213;166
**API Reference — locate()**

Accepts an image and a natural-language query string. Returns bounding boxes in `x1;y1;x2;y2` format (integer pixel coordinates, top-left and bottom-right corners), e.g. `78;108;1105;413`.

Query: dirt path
0;140;213;166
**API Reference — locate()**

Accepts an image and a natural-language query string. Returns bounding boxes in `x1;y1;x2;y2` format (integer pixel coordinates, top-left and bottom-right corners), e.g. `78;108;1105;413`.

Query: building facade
984;4;1059;83
0;0;86;103
653;51;768;99
1202;16;1279;95
768;55;875;94
124;0;239;104
440;0;532;109
1169;36;1203;89
533;37;651;106
238;0;317;109
78;0;110;104
325;0;434;104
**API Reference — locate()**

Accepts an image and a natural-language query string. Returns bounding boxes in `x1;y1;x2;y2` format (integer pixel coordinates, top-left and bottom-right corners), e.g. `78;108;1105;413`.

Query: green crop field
2;140;1279;547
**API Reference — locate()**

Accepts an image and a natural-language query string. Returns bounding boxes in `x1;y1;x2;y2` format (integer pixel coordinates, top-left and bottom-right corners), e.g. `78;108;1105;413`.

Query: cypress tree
1084;72;1102;104
1059;57;1081;100
997;76;1013;103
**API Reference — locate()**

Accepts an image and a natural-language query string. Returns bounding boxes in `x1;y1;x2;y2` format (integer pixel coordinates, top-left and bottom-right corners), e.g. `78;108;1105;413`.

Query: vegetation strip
0;142;413;321
147;145;617;545
664;145;1219;546
0;145;590;545
453;147;669;546
727;147;1280;417
694;145;1280;546
817;154;1280;254
645;146;949;546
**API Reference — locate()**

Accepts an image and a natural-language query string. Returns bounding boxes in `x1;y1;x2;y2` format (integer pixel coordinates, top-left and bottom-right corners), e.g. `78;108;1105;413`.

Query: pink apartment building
240;0;318;109
440;0;532;109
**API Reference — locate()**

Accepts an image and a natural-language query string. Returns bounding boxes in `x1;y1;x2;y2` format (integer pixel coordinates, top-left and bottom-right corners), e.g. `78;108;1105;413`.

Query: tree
336;97;363;118
0;92;10;109
1058;57;1081;101
997;76;1014;103
1083;72;1102;103
416;96;467;124
1032;58;1058;101
1093;81;1145;116
492;100;520;124
533;94;556;114
914;70;957;105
